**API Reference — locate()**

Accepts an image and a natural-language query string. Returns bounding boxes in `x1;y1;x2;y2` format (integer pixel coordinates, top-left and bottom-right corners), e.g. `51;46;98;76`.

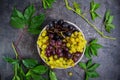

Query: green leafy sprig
10;5;45;34
42;0;56;9
90;0;101;20
3;43;57;80
85;39;102;58
104;10;115;33
79;59;100;80
64;0;116;40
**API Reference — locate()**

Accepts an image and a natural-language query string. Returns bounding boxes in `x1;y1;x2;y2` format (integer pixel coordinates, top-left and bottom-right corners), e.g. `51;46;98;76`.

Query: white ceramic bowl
37;20;86;69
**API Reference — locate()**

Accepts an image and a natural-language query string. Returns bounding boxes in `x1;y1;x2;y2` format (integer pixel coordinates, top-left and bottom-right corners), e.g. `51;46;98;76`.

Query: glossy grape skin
62;22;69;28
58;19;64;25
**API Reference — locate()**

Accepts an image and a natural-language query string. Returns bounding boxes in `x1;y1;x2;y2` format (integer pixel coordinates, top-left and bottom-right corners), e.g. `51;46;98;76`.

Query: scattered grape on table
37;19;87;69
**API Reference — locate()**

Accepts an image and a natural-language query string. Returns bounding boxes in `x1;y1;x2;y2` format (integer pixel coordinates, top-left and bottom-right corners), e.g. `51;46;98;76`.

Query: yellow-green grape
41;30;47;37
63;31;86;55
68;72;73;76
66;43;71;47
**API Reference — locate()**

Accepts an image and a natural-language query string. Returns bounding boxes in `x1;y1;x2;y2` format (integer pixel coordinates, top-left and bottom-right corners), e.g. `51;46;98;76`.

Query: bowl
37;20;87;69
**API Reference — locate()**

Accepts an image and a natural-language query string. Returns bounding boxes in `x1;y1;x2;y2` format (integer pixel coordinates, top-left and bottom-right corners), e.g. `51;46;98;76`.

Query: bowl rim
37;20;86;69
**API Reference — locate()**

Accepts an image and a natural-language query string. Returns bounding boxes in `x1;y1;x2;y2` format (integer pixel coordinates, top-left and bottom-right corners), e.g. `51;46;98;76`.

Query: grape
49;34;54;39
48;22;54;28
58;19;64;25
72;56;78;62
51;50;56;55
67;53;72;59
52;20;58;25
56;41;62;46
53;33;60;41
62;22;69;28
63;32;72;36
47;45;53;50
63;47;69;51
69;25;74;30
58;53;63;57
46;53;51;57
50;40;55;46
56;49;62;53
75;52;82;57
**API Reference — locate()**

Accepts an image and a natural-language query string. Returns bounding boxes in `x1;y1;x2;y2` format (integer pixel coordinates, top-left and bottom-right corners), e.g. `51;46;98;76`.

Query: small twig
15;27;27;46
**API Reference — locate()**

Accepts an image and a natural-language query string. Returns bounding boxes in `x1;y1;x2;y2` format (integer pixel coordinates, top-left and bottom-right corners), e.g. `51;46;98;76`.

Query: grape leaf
85;39;102;58
42;0;56;9
104;10;115;33
78;62;87;70
86;59;92;68
32;65;48;74
3;57;19;64
88;63;100;71
24;5;35;25
90;0;100;20
49;70;57;80
85;45;91;58
28;14;45;34
10;8;25;28
73;2;81;14
22;59;38;68
86;71;99;78
78;59;100;80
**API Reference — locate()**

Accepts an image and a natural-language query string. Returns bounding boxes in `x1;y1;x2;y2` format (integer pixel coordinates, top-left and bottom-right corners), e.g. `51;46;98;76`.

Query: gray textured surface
0;0;120;80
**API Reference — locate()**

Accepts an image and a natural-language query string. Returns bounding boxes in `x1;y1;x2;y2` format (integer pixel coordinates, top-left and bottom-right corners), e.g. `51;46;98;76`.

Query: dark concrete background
0;0;120;80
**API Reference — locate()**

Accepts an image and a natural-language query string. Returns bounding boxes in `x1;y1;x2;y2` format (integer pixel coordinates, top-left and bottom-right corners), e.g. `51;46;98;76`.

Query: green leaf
78;62;87;70
85;46;91;58
91;43;102;49
42;0;56;9
12;75;20;80
10;8;25;28
90;46;97;56
90;0;100;20
22;59;38;68
86;59;92;68
88;63;100;71
31;74;44;80
90;0;100;11
32;65;48;74
90;12;99;20
49;70;57;80
73;2;81;14
105;24;115;33
107;16;114;24
24;5;35;24
17;65;26;80
104;10;115;33
105;10;110;21
26;70;32;80
90;39;98;44
87;71;99;78
3;57;19;64
28;14;45;34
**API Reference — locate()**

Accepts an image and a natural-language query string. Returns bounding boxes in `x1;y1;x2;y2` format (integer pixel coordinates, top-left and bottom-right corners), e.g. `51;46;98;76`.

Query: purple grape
46;53;51;57
50;40;55;46
52;50;56;55
58;53;63;57
56;41;62;46
67;53;72;59
58;19;64;25
75;52;82;57
49;34;54;39
72;56;78;62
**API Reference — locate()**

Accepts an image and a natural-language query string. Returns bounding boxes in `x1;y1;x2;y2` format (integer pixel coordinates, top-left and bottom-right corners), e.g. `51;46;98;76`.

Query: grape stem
64;0;116;40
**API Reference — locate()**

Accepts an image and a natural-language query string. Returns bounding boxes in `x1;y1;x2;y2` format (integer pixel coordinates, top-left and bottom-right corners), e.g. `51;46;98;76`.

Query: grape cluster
37;19;87;69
